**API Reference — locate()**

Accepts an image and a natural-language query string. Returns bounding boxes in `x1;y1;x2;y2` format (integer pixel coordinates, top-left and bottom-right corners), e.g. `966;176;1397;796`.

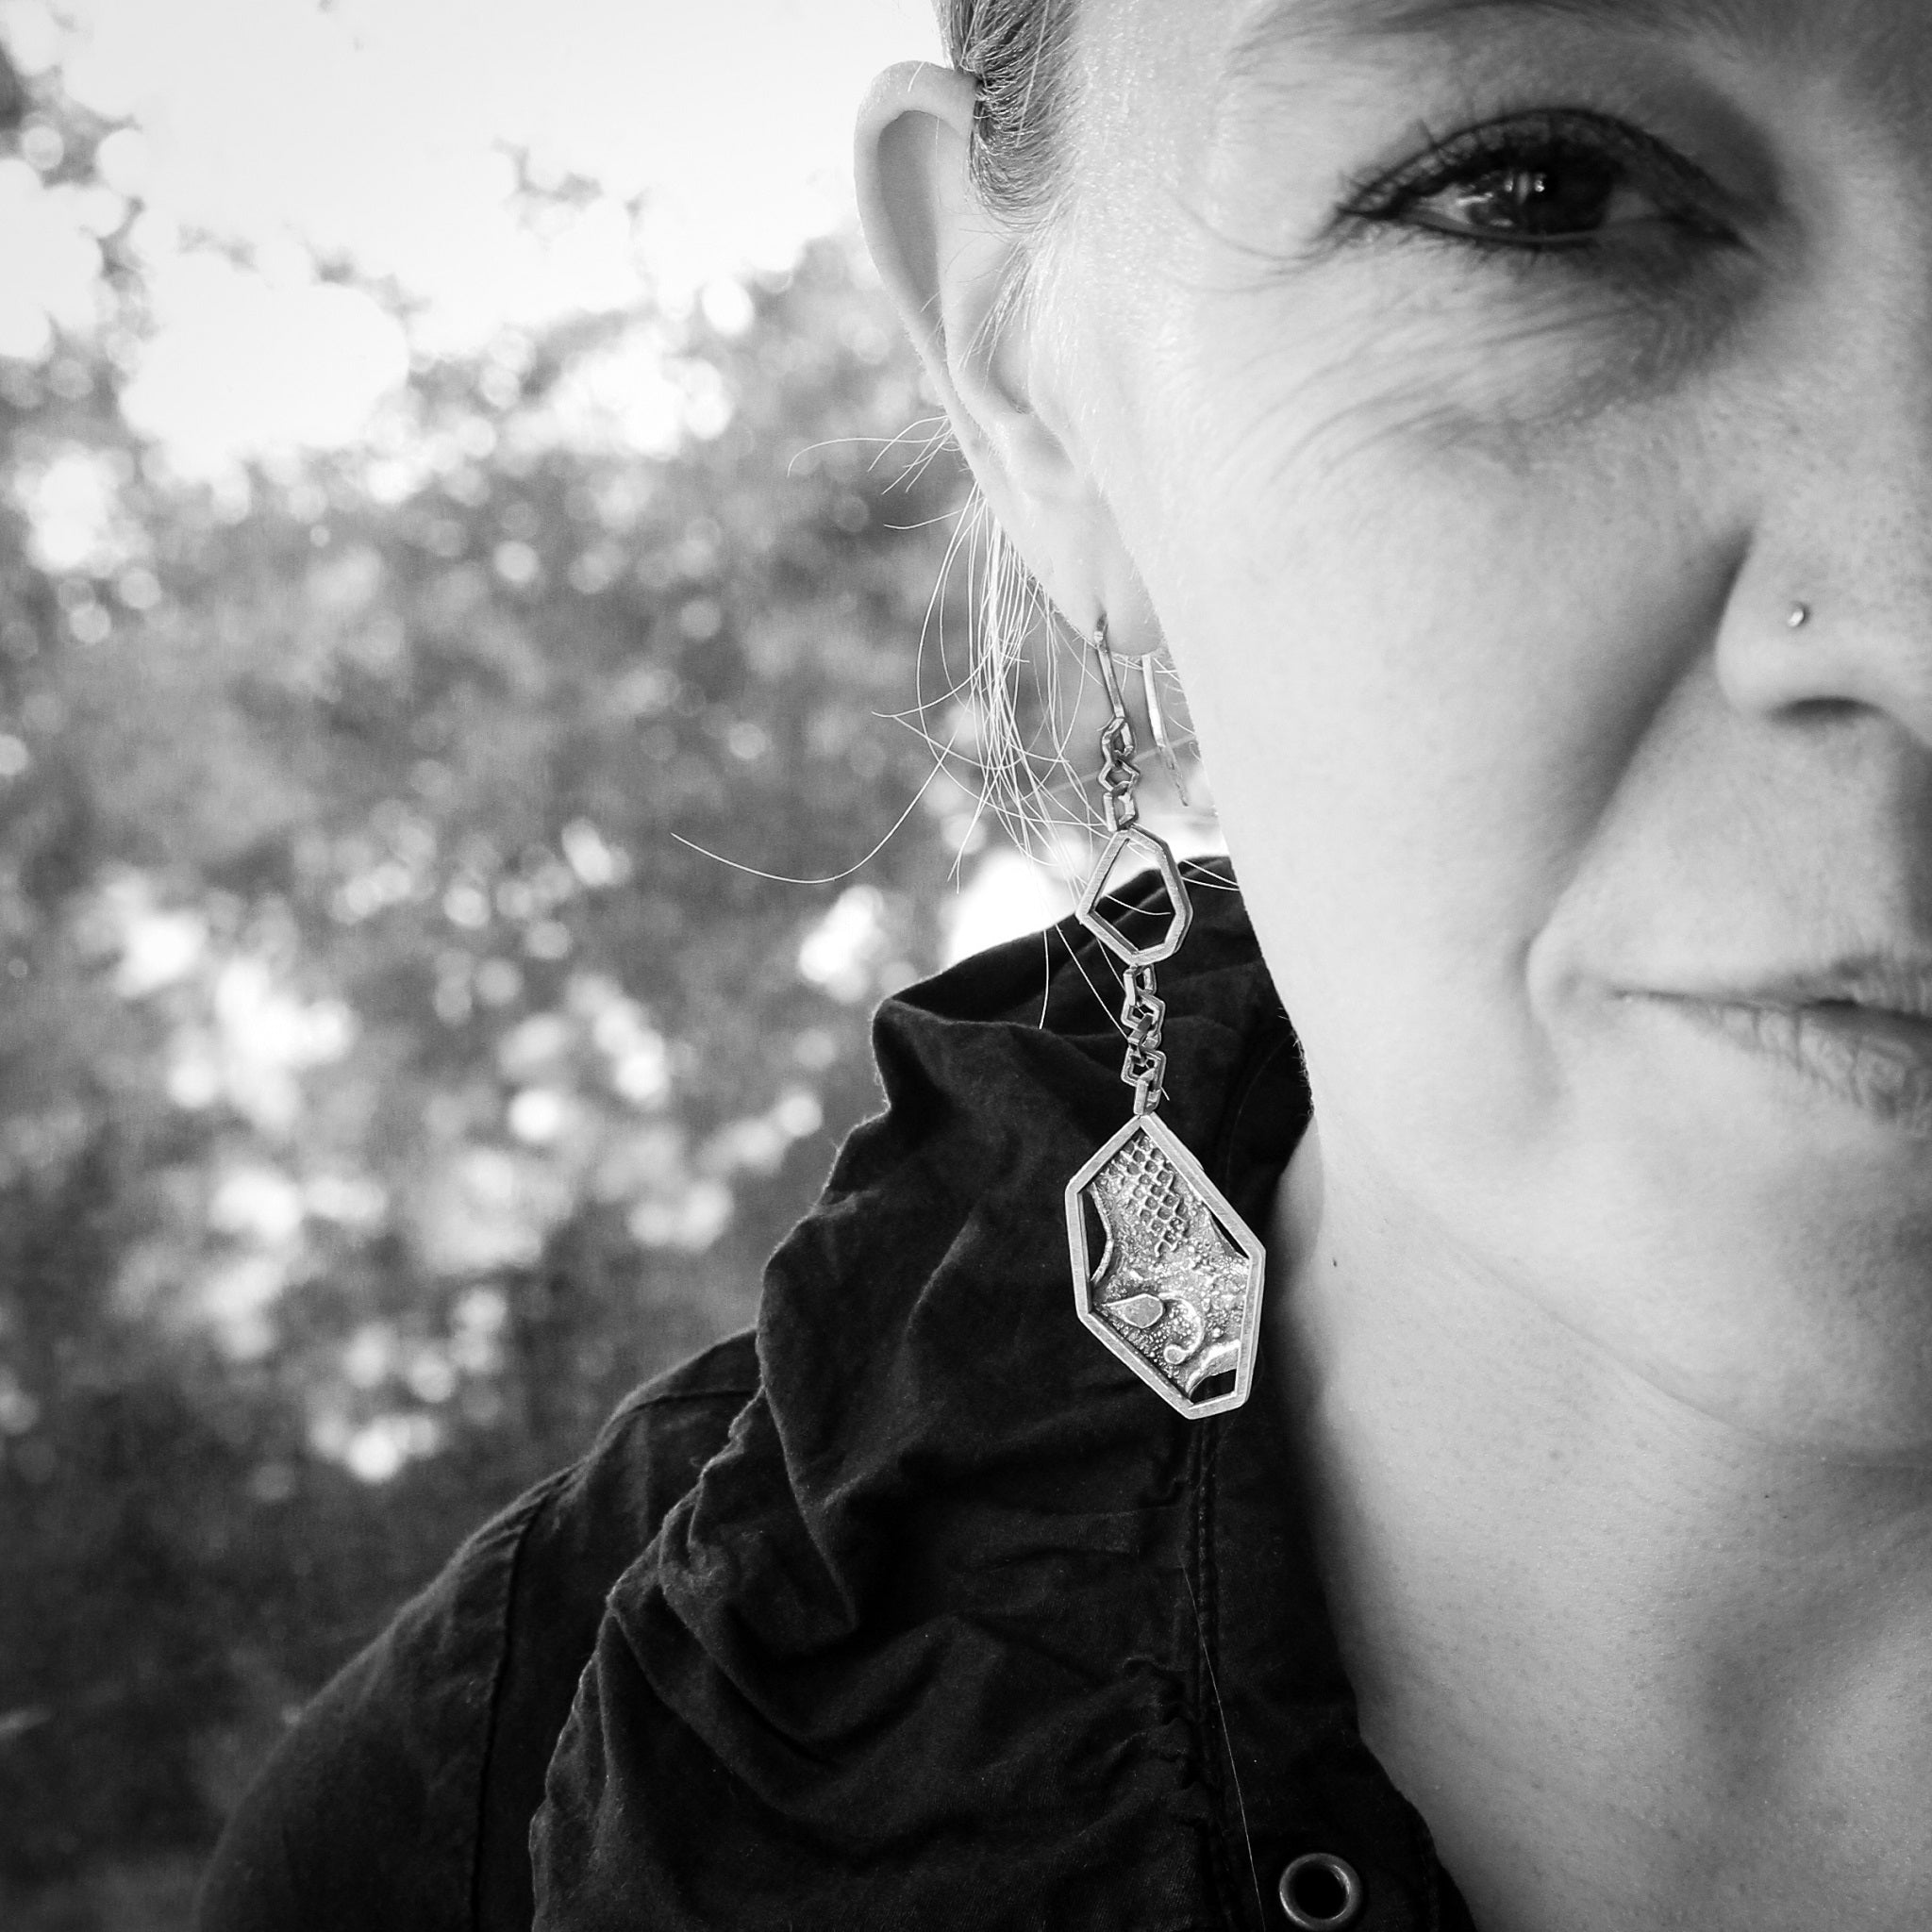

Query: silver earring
1140;651;1191;808
1063;619;1267;1420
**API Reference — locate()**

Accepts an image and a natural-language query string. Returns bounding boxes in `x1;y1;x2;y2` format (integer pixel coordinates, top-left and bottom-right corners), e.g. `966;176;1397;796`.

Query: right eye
1411;143;1655;246
1341;108;1739;261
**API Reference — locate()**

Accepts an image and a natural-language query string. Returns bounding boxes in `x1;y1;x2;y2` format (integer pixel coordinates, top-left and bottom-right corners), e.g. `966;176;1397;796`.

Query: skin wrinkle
858;3;1932;1926
1068;25;1782;556
1208;58;1776;411
1226;0;1825;75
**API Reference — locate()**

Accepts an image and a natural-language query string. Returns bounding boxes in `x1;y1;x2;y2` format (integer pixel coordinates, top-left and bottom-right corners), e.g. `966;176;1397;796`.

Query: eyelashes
1333;108;1741;265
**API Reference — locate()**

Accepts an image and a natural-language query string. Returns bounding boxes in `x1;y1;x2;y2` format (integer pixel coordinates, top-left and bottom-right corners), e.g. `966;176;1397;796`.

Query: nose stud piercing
1787;603;1812;630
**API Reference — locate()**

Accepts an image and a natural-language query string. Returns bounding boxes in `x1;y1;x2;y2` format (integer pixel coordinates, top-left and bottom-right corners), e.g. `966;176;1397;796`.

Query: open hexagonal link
1076;825;1193;969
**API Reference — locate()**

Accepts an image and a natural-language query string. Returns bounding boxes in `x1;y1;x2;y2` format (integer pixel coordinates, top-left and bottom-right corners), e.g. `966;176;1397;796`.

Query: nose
1717;294;1932;748
1717;567;1932;750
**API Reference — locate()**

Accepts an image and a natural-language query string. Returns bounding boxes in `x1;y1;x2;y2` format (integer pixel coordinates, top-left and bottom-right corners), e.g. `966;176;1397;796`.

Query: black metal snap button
1277;1851;1365;1929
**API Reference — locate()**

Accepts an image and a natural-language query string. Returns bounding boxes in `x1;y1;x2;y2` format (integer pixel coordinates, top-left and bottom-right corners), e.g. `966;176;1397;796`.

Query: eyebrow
1225;0;1758;75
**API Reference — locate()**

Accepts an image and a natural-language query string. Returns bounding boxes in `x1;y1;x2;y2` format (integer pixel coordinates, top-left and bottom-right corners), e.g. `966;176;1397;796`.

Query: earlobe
854;61;1158;652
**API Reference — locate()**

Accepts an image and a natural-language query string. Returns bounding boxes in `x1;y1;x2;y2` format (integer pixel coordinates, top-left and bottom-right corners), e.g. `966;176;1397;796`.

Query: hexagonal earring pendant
1065;1111;1267;1420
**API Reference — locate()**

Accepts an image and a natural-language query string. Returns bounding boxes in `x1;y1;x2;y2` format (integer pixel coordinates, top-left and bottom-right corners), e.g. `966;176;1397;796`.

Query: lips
1647;966;1932;1132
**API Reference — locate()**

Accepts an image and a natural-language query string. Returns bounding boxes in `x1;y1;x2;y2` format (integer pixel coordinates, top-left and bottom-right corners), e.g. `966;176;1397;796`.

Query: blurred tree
0;44;991;1931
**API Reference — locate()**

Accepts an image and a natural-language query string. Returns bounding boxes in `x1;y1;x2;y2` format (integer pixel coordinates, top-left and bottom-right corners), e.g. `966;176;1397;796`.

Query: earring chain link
1091;620;1169;1114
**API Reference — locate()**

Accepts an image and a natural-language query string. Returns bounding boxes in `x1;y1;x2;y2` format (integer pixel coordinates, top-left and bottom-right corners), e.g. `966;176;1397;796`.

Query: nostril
1277;1851;1364;1928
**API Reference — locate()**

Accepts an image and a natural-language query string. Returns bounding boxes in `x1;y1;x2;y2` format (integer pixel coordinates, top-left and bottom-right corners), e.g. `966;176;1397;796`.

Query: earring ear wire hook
1090;621;1192;813
1140;654;1191;809
1091;618;1130;732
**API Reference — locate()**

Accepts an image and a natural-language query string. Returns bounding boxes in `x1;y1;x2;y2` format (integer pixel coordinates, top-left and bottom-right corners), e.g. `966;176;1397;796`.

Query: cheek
1120;337;1735;1157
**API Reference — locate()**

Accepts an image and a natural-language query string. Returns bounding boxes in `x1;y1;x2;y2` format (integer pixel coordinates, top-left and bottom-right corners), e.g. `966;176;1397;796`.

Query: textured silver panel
1065;1113;1266;1420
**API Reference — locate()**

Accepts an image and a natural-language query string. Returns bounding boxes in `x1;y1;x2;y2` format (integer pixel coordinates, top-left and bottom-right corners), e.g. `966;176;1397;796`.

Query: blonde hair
933;0;1077;225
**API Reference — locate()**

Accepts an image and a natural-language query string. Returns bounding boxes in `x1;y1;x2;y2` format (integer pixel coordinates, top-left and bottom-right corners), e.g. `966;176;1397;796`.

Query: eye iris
1448;148;1620;239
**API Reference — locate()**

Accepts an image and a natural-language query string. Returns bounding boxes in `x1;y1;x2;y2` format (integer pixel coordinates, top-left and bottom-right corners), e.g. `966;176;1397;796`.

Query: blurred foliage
0;42;987;1930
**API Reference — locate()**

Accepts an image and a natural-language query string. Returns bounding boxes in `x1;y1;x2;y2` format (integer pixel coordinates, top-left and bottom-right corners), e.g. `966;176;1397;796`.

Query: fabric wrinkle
205;865;1479;1932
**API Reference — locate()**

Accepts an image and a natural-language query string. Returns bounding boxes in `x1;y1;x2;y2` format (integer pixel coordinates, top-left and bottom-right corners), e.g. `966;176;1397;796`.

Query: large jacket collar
532;865;1475;1930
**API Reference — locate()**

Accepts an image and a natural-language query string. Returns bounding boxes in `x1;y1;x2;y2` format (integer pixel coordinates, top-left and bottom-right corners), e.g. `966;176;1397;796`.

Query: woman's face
1048;0;1932;1453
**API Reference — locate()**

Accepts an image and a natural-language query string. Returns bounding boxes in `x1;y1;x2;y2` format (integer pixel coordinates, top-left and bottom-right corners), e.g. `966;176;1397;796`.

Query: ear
854;61;1158;653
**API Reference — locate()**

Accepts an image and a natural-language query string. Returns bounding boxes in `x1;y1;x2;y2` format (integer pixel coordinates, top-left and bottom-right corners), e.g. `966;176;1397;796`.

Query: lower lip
1652;996;1932;1134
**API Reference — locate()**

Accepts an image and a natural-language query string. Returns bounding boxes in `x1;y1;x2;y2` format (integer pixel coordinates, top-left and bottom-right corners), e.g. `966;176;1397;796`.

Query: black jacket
198;868;1476;1931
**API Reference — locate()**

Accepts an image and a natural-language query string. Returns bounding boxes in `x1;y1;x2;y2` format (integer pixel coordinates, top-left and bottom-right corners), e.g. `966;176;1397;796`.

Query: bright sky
0;0;941;470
